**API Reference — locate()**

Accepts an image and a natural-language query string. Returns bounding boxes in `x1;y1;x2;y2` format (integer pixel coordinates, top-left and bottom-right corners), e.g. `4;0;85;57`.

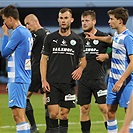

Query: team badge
93;40;99;45
70;40;76;46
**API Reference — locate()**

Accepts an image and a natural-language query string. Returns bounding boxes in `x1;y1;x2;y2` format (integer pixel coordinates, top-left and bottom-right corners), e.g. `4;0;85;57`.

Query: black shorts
77;79;107;105
29;73;44;94
46;83;76;109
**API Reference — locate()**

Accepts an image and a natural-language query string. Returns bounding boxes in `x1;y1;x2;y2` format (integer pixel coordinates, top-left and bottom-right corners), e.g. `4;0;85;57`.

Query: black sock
81;120;91;133
45;105;50;131
59;119;68;133
104;121;107;129
26;99;36;127
49;119;59;133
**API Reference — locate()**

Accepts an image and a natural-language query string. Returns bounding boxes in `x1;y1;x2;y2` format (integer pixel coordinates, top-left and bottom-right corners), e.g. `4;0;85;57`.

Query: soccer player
106;7;133;133
77;10;111;133
86;7;133;133
0;5;33;133
24;14;50;133
40;8;86;133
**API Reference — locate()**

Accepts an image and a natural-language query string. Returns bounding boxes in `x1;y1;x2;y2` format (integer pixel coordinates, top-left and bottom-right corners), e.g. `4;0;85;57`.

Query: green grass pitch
0;94;125;133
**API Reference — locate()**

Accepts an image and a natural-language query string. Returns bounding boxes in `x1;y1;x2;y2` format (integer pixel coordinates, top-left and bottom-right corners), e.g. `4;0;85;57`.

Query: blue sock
107;119;118;133
16;122;30;133
129;121;133;133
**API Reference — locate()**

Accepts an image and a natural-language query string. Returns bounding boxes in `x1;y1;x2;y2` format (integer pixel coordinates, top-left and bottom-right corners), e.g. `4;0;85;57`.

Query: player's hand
42;80;50;92
112;79;123;92
71;67;83;80
84;32;96;40
96;53;109;62
6;85;8;92
2;23;9;36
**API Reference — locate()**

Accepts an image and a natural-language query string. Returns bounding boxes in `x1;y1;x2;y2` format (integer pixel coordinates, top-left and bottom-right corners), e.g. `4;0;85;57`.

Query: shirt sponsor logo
61;39;67;46
52;47;74;55
86;41;91;47
85;48;99;54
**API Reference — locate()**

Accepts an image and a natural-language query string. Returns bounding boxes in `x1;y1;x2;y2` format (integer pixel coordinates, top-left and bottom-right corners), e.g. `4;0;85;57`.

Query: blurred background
0;0;133;83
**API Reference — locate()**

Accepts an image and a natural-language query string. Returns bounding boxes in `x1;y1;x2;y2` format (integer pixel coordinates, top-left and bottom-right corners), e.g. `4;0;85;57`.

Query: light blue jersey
109;29;133;84
5;26;33;83
2;25;33;108
107;29;133;107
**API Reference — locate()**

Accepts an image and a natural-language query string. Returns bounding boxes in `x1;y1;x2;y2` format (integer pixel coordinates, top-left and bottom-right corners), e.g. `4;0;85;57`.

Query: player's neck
117;25;127;34
13;21;21;30
59;28;71;36
90;28;97;35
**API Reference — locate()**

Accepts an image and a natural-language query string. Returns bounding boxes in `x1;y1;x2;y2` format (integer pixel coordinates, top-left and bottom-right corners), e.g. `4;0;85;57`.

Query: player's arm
40;54;50;92
1;24;13;57
119;93;133;133
112;54;133;92
71;56;86;80
84;32;113;44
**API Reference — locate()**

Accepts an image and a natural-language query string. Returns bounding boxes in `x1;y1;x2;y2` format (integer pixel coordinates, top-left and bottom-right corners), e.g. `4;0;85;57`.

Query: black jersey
42;30;85;84
79;30;111;80
31;28;50;75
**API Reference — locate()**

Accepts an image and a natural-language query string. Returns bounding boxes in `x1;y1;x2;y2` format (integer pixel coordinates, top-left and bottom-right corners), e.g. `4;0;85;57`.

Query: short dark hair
59;8;72;16
107;7;128;25
0;5;19;20
81;10;96;20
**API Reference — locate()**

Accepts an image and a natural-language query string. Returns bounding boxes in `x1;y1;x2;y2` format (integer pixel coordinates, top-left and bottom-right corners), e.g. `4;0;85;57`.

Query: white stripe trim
112;53;125;60
8;61;14;67
107;119;117;126
111;62;125;71
8;72;15;78
110;73;121;80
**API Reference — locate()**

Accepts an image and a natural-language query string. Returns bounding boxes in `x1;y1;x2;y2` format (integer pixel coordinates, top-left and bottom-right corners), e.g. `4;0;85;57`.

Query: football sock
81;120;91;133
107;119;118;133
26;99;36;127
129;121;133;133
59;119;68;133
49;118;59;133
104;121;107;129
16;122;30;133
45;105;50;131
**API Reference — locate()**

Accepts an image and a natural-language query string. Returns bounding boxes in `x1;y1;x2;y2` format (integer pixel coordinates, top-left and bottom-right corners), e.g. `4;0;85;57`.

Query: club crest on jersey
93;40;99;45
61;39;67;46
70;40;76;46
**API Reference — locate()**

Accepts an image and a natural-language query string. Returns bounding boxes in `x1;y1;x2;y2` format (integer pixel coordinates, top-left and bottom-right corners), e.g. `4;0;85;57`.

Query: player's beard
83;27;93;32
60;26;69;33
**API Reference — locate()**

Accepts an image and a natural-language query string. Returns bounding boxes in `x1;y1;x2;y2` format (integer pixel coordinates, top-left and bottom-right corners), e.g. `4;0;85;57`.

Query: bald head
24;14;42;32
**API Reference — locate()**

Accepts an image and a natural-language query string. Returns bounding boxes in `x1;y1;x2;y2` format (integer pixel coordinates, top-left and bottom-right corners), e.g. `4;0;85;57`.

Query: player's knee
80;105;90;115
50;111;59;119
60;112;69;120
99;107;108;115
107;111;116;120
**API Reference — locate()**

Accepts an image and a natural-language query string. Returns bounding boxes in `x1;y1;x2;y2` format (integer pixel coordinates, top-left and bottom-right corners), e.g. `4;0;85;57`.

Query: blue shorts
8;82;30;108
106;82;133;108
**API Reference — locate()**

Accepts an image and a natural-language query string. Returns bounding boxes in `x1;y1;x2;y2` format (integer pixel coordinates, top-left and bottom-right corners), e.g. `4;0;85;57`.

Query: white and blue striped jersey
5;26;33;83
109;29;133;84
